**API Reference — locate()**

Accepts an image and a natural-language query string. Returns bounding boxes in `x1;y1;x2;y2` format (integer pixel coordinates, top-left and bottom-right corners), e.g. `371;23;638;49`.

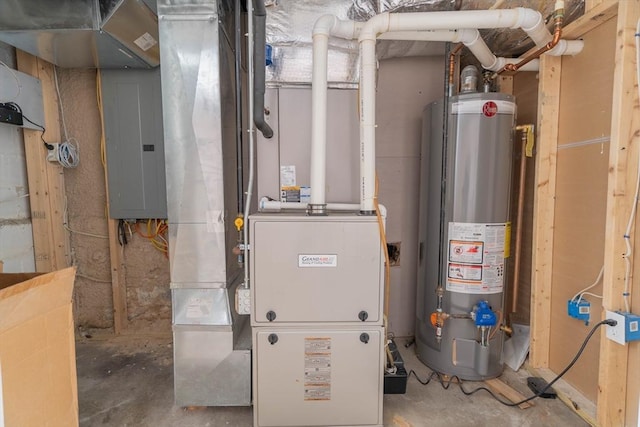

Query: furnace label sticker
447;222;506;294
298;254;338;268
304;338;331;401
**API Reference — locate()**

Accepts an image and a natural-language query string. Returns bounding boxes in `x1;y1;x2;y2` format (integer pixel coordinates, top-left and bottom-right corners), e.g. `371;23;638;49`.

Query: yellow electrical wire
374;173;391;320
134;219;169;256
96;70;107;169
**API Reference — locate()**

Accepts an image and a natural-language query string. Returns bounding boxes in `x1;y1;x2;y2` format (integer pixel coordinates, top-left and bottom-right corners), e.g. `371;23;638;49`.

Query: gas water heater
415;91;515;380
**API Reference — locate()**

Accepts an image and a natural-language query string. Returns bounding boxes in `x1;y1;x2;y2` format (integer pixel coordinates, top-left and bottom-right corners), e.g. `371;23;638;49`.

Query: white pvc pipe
259;198;388;218
378;29;539;72
356;8;583;212
311;16;362;208
310;31;328;206
311;8;583;213
259;198;360;212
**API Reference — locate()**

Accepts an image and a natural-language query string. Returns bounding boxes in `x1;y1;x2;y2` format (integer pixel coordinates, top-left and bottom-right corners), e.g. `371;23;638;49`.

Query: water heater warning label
447;222;507;294
304;338;331;401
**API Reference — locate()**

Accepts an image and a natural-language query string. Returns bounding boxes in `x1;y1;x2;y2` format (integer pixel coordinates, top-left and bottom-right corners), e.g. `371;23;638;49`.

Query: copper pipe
511;126;532;314
498;9;564;75
448;43;464;93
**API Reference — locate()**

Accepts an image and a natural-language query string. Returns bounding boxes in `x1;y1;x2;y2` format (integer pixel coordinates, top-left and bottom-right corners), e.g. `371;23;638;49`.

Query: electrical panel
101;68;167;219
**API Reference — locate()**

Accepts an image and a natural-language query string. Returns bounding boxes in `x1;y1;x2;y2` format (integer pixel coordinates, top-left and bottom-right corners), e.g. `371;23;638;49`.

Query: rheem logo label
482;101;498;117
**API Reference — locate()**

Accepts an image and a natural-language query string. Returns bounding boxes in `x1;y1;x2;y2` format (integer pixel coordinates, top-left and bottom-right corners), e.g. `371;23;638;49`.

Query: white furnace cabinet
250;214;385;427
253;328;384;427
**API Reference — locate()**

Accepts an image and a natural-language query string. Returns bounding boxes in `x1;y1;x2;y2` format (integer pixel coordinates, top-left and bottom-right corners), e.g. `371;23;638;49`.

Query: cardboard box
0;267;78;427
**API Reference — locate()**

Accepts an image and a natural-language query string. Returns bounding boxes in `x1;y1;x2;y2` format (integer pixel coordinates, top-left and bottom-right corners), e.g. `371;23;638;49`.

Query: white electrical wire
571;265;604;302
62;196;108;239
52;66;80;168
622;18;640;313
53;66;70;140
57;138;80;168
0;59;21;100
243;0;255;289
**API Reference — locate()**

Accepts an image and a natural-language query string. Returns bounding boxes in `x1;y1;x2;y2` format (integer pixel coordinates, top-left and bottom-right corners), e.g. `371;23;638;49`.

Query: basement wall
377;55;445;336
57;69;171;332
548;17;615;402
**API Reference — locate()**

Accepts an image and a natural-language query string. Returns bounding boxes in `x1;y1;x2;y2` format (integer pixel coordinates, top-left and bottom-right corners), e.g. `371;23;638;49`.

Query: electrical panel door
101;68;167;219
253;327;384;427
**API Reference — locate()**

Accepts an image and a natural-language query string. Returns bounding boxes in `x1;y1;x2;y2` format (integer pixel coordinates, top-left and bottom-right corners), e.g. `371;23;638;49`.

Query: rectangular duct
0;0;159;68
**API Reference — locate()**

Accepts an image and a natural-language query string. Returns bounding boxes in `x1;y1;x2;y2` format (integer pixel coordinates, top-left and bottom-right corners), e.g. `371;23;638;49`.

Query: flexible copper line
499;9;564;75
448;43;464;91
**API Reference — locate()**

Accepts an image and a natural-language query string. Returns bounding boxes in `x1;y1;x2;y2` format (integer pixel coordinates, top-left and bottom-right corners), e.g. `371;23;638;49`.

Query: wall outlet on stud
605;310;640;345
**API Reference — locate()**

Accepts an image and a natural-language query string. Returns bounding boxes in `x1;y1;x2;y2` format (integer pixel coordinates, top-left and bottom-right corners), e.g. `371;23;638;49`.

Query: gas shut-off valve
472;300;497;347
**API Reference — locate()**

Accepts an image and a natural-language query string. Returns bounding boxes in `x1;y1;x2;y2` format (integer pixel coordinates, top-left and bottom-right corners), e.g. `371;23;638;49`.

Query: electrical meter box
253;327;384;427
249;214;384;325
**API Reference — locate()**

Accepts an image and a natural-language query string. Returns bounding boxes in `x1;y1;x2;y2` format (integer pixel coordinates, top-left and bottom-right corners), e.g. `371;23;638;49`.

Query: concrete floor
77;335;588;427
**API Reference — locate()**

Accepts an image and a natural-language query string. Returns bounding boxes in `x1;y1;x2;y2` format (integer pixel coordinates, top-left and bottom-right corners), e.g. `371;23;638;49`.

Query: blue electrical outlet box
568;299;591;325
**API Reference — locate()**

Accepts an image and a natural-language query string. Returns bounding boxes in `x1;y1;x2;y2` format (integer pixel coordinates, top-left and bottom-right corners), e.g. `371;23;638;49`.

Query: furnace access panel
249;214;384;326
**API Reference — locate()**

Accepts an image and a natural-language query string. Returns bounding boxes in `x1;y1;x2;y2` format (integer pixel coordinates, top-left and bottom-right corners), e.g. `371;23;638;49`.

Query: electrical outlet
235;287;251;315
46;143;59;163
606;310;640;345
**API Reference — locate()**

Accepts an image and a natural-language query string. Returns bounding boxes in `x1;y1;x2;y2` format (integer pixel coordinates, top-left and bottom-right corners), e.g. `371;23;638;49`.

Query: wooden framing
107;219;127;334
95;70;128;334
598;1;640;425
531;1;640;425
530;54;561;369
15;52;70;272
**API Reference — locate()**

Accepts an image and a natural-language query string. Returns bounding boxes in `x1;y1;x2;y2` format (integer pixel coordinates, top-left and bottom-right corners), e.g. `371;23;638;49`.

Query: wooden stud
497;76;513;95
563;1;619;40
96;70;128;334
16;52;70;272
107;219;127;334
530;54;562;369
598;1;639;426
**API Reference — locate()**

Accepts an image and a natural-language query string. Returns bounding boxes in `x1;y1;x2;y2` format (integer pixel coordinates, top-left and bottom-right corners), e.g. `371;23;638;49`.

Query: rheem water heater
416;92;515;380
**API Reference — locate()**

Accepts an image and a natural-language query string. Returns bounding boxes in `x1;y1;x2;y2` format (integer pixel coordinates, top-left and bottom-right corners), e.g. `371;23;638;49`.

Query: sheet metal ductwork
0;0;159;68
157;0;251;407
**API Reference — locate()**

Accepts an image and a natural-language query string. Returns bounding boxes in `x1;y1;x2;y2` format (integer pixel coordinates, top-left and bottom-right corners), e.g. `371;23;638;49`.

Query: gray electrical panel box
101;68;167;219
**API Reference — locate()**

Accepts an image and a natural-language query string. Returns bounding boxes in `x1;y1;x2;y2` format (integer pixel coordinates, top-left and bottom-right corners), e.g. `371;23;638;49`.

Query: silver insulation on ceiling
265;0;584;84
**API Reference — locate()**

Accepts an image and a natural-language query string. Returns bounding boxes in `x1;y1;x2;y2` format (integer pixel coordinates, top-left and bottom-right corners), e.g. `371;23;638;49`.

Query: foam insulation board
0;267;78;427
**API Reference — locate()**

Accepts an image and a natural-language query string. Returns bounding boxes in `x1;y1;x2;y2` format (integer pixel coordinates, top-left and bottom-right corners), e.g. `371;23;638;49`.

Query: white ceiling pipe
378;29;538;72
310;15;361;212
356;7;582;212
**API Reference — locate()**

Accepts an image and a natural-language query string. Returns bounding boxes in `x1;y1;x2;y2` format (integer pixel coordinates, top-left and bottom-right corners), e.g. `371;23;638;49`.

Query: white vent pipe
309;16;362;213
311;8;584;213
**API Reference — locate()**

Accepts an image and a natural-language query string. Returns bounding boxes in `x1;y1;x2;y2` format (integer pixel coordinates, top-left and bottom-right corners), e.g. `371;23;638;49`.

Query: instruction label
304;338;331;401
446;222;507;294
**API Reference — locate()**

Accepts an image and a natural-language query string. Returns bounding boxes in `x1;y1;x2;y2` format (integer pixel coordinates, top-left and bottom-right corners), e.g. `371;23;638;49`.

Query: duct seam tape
451;100;515;115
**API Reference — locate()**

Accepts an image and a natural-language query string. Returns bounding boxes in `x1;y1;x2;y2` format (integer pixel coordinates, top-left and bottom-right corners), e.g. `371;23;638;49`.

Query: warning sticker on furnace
304;338;331;401
446;222;507;294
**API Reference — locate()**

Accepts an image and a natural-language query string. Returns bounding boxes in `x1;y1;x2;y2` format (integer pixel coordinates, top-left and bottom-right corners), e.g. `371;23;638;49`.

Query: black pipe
253;0;273;138
235;0;244;213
